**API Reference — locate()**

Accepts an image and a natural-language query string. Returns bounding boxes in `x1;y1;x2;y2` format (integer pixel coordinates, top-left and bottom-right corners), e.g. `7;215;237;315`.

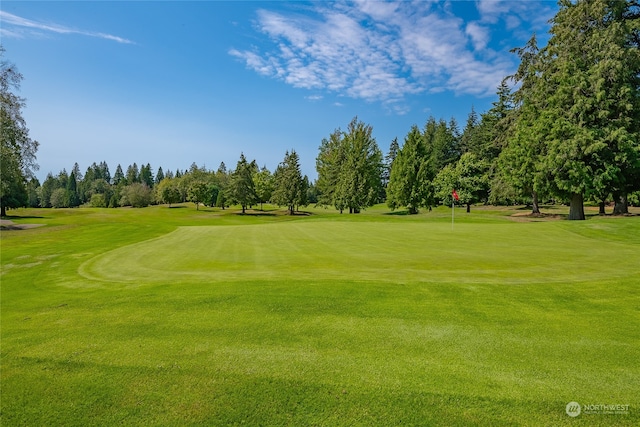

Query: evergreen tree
382;137;400;187
113;164;125;185
227;153;257;214
387;125;432;214
67;170;80;207
99;161;111;183
215;190;227;209
514;0;640;219
155;167;165;184
38;173;57;208
316;128;345;210
140;163;154;188
317;117;383;213
26;177;40;208
215;162;230;209
459;106;480;155
499;35;546;214
272;150;305;215
426;117;460;173
434;153;490;213
126;163;140;184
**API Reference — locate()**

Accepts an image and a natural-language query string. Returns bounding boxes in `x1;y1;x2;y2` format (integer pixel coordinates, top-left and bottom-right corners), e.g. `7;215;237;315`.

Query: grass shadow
383;210;415;216
236;212;278;217
1;215;46;220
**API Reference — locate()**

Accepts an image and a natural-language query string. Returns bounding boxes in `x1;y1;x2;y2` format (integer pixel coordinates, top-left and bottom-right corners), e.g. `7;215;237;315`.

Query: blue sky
1;1;557;181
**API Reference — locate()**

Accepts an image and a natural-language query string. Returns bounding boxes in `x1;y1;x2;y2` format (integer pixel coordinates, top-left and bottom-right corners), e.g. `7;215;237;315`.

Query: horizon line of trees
26;151;312;214
3;1;640;219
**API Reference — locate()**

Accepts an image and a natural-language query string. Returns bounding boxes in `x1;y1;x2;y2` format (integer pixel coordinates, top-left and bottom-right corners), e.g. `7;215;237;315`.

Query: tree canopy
316;117;383;213
6;1;640;219
1;47;39;217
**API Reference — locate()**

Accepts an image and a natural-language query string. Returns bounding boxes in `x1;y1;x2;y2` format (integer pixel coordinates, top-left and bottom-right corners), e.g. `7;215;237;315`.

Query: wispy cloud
230;1;554;113
0;11;134;44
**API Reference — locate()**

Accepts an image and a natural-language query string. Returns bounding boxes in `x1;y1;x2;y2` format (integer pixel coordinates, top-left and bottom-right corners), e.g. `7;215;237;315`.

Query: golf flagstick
452;189;459;230
452;197;454;230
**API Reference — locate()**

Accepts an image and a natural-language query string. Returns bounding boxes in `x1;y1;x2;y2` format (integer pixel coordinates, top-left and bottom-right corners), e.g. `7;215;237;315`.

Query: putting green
79;221;640;285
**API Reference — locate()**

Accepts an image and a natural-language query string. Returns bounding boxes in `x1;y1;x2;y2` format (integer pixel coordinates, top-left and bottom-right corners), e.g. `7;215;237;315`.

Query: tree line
26;151;311;213
2;1;639;219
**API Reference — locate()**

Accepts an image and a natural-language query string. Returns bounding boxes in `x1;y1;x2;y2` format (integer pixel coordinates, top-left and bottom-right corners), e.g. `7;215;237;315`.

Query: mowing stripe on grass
79;221;640;286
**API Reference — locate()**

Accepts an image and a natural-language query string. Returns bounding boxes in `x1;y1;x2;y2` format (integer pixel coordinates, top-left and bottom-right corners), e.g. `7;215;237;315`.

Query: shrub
89;193;107;208
50;188;69;208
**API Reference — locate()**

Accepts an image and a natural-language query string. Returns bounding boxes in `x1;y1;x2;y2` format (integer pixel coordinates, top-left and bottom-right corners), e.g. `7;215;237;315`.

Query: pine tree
317;117;383;213
512;0;640;219
67;170;80;207
140;163;154;188
272;150;305;215
227;153;257;214
155;167;165;184
113;164;125;185
316;128;345;210
387;125;432;214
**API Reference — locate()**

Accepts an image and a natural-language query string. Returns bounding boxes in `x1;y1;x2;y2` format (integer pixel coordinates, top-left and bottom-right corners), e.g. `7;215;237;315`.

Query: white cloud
466;22;490;51
230;1;552;112
476;0;555;29
0;11;134;44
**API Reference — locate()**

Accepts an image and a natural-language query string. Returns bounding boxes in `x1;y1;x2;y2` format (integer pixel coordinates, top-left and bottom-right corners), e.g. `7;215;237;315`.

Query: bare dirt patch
0;219;45;230
508;212;565;222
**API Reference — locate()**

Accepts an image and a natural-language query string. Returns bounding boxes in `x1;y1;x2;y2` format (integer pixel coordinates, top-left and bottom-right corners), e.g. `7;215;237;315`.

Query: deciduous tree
0;48;39;216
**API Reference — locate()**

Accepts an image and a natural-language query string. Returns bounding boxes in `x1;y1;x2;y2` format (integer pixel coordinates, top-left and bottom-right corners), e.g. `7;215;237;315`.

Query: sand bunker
0;219;45;230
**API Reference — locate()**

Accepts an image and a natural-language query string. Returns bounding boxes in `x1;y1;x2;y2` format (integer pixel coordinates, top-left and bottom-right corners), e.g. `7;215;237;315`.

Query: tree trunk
613;194;629;215
568;193;585;220
409;206;418;215
1;205;6;217
466;203;471;213
242;205;246;214
531;191;540;215
598;200;606;215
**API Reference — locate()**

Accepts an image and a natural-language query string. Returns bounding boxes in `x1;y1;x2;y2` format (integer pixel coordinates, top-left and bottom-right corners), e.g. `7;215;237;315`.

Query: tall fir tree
514;0;640;219
272;150;305;215
227;153;257;214
387;125;433;214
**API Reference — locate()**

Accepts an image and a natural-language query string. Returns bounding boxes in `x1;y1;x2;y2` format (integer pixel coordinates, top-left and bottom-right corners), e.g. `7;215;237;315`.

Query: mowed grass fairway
1;205;639;426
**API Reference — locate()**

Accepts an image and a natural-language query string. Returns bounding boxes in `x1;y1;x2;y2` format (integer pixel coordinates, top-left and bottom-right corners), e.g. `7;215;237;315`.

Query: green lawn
1;204;639;426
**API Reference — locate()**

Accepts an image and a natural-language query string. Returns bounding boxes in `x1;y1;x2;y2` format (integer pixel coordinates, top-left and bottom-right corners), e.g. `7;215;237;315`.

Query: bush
50;188;69;208
120;183;153;208
89;193;107;208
